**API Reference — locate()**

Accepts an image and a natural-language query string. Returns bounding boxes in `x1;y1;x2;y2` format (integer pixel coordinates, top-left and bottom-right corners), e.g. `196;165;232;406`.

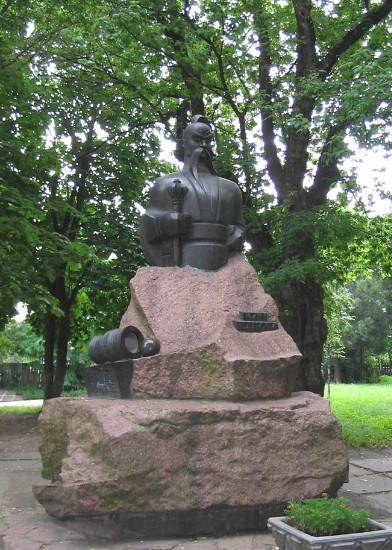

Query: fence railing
380;365;392;376
0;363;42;388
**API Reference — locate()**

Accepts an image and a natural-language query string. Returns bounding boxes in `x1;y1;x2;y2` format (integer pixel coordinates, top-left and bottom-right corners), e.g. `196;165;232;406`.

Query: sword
167;179;188;266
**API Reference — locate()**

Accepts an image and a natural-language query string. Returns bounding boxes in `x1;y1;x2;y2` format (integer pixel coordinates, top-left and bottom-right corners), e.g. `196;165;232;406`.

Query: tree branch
253;7;284;189
293;0;319;78
281;0;319;198
308;119;350;204
320;0;392;78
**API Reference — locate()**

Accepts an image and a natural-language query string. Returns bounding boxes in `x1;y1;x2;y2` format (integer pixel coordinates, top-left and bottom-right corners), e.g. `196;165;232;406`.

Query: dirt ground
0;413;40;436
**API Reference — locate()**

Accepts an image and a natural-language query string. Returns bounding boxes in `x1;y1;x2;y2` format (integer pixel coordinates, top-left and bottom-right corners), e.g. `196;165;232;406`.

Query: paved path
0;390;24;403
0;414;392;550
0;390;43;408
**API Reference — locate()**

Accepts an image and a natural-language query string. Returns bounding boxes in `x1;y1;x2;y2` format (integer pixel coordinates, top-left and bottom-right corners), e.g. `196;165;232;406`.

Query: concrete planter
267;516;392;549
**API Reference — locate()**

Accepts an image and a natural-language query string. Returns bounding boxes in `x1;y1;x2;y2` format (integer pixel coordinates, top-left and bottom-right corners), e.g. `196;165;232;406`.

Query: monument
140;115;245;271
33;116;349;539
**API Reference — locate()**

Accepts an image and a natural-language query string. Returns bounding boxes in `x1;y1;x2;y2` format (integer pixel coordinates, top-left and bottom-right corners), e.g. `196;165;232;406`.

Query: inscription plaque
84;360;133;399
233;311;278;333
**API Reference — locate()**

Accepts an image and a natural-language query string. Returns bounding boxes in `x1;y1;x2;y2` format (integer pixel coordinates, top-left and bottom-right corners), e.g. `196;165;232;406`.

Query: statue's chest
186;175;221;221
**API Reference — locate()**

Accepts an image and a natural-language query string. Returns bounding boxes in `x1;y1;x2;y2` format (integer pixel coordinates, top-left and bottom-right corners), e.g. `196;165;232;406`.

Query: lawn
328;382;392;448
0;405;42;415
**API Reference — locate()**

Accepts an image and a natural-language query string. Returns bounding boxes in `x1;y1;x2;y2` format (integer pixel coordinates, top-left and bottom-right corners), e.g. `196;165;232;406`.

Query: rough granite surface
120;253;302;399
33;393;349;521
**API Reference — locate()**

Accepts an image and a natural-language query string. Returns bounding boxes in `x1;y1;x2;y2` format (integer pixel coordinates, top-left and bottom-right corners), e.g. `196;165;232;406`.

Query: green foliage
343;272;392;381
0;321;44;363
378;375;392;385
323;285;353;361
323;267;392;382
62;348;91;393
328;383;392;448
61;389;87;397
6;385;44;400
250;206;391;295
285;495;373;537
2;0;391;396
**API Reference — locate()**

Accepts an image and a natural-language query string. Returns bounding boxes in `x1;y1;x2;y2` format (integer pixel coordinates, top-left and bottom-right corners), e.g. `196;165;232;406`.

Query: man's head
183;120;213;157
182;116;216;176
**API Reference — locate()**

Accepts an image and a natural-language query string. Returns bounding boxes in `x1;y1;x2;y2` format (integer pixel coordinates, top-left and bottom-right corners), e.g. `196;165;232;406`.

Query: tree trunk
333;357;342;384
359;346;364;382
43;274;73;399
274;277;327;396
43;311;56;400
51;312;70;398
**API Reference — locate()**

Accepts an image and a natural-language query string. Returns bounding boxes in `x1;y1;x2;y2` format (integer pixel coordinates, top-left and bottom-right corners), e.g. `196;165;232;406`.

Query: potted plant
268;493;392;549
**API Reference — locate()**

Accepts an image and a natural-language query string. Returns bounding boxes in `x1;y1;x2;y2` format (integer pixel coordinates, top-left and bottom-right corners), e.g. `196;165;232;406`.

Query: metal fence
0;363;42;388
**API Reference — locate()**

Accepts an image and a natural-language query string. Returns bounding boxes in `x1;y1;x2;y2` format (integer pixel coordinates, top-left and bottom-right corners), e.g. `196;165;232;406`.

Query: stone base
63;504;284;539
33;393;348;537
120;254;302;400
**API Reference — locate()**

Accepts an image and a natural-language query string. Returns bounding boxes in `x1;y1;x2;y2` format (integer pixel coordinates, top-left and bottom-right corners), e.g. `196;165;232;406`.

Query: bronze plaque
84;360;133;399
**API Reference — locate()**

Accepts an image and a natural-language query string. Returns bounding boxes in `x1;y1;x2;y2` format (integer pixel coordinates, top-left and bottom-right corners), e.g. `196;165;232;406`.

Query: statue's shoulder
219;176;242;195
154;171;183;190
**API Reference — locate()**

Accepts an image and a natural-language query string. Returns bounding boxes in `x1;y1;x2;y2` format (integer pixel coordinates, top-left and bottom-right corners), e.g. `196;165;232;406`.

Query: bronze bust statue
140;115;245;271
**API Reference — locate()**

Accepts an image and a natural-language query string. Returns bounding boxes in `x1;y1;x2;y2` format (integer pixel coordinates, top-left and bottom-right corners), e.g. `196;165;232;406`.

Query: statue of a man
140;115;245;271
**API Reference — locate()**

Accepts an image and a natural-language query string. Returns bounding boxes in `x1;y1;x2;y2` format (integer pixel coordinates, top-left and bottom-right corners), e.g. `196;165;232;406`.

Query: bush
62;368;85;393
7;385;43;400
378;374;392;385
285;495;374;537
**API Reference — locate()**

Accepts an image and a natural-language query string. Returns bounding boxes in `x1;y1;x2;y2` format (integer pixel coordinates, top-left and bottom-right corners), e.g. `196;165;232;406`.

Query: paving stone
0;460;42;473
0;391;24;402
363;494;392;517
2;536;43;550
2;471;43;510
342;472;392;494
0;452;41;461
348;464;371;477
350;458;392;473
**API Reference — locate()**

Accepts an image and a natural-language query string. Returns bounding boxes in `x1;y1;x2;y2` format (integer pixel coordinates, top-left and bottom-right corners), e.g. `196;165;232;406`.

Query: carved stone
120;253;302;400
33;393;349;537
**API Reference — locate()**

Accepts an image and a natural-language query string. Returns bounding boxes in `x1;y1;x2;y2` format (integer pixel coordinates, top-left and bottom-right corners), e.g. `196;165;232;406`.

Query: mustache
189;146;212;172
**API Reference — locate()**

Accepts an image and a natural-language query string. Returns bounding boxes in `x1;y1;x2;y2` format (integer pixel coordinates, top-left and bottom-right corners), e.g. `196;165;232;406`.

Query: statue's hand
158;212;191;237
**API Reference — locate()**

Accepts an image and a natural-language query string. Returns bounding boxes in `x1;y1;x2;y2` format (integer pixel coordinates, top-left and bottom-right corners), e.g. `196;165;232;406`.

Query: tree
323;284;354;384
0;1;49;326
23;71;157;398
323;265;392;383
0;321;44;364
1;2;161;397
2;0;391;397
344;271;392;381
90;0;391;394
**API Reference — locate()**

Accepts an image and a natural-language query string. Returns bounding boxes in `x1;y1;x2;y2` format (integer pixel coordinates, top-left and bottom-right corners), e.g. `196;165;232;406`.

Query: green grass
328;383;392;448
3;386;87;399
0;406;42;415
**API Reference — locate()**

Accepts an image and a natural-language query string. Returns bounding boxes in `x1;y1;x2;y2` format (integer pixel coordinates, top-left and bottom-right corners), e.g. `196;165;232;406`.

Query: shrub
378;374;392;385
285;494;374;537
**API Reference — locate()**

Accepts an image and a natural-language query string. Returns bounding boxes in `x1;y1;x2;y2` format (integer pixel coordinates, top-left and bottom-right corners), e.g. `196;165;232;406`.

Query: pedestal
33;393;348;537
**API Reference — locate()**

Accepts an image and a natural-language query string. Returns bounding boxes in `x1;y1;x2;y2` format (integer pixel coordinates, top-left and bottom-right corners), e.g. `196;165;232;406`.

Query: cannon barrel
88;326;144;364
